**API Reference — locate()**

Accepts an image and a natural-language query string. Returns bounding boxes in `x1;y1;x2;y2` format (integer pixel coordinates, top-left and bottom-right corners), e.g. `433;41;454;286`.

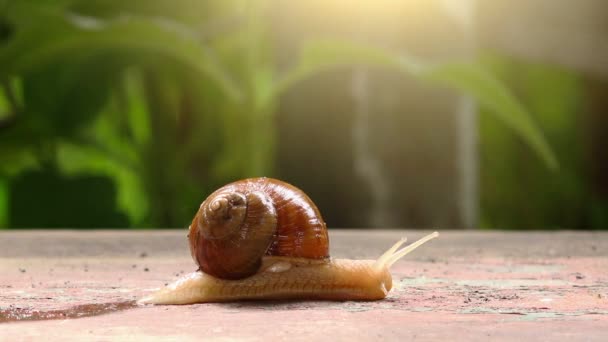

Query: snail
139;177;438;304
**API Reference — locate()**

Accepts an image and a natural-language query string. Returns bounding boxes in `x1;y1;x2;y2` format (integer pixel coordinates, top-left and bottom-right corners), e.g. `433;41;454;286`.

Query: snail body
139;177;438;304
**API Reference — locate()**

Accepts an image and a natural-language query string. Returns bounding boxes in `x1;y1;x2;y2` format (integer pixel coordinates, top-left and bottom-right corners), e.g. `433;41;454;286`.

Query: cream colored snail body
139;177;438;304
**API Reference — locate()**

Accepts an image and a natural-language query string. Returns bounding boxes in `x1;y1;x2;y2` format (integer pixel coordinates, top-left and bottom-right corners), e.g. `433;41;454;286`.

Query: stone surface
1;230;607;341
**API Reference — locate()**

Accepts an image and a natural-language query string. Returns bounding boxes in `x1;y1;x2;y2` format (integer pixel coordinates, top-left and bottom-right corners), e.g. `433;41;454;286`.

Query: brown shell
188;177;329;280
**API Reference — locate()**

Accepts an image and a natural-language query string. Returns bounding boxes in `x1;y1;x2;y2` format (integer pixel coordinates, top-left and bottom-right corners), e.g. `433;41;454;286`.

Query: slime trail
0;300;138;323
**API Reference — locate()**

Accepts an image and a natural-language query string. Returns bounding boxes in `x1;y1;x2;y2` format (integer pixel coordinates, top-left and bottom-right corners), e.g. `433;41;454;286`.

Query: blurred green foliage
480;56;606;229
0;0;556;228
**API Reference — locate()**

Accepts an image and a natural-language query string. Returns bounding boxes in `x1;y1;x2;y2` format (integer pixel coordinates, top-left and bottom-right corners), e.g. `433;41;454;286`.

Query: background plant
480;55;607;229
0;0;557;228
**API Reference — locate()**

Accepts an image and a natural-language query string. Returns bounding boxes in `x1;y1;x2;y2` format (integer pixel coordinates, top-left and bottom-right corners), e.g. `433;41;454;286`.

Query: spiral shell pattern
189;177;329;280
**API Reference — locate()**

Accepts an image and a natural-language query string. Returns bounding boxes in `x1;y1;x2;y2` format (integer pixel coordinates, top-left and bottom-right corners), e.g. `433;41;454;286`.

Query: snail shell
188;177;329;280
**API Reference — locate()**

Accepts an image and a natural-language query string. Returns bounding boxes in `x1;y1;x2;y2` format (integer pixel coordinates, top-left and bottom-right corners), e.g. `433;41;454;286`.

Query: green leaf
0;177;8;228
68;0;230;27
0;6;241;101
274;40;423;98
0;144;40;176
49;82;150;225
423;63;558;170
0;81;11;122
21;57;117;137
276;39;558;171
56;141;148;226
118;68;151;147
9;167;130;228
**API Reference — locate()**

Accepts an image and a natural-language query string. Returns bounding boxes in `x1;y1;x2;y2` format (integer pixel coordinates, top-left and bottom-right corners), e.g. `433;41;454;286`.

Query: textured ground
1;230;607;341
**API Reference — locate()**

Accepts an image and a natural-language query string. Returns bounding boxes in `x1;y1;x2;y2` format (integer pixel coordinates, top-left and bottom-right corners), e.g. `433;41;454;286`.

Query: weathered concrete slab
1;230;607;341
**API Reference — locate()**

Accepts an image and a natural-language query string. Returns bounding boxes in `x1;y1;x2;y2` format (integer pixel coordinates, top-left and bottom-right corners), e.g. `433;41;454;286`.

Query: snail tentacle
384;232;439;269
374;237;407;271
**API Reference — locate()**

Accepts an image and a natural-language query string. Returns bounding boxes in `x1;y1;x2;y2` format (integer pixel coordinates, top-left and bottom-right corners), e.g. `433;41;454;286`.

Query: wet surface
0;300;137;323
